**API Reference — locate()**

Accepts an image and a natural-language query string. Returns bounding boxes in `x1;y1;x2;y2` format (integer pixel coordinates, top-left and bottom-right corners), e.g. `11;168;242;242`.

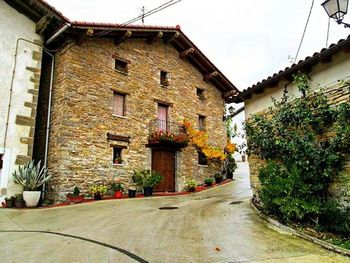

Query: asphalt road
0;163;349;262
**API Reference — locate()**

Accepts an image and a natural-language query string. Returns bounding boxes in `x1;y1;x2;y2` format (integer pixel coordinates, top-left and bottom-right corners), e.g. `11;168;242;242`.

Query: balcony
147;119;188;149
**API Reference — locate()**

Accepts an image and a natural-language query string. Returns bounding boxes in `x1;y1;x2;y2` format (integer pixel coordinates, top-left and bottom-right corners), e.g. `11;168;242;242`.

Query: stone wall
47;38;227;201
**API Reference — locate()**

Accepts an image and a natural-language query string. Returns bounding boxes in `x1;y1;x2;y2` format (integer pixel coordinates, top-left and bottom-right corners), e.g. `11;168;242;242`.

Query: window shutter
113;93;125;116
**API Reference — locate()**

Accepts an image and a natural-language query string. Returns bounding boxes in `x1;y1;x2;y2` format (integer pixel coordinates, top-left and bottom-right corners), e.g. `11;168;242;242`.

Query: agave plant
13;160;51;191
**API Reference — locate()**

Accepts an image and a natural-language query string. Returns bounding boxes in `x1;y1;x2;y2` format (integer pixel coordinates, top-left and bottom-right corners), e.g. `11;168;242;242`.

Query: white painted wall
245;51;350;117
0;0;42;202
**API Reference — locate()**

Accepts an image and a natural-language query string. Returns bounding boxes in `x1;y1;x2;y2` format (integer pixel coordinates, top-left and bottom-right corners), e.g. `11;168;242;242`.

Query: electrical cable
94;0;181;38
293;0;315;63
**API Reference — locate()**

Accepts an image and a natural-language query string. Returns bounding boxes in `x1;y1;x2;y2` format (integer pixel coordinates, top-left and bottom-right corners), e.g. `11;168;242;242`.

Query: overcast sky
46;0;350;91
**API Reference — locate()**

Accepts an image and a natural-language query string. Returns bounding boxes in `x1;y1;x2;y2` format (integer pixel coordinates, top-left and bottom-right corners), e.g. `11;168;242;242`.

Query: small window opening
160;70;169;86
115;59;128;74
198;151;208;165
196;88;205;100
113;147;123;164
198;115;206;131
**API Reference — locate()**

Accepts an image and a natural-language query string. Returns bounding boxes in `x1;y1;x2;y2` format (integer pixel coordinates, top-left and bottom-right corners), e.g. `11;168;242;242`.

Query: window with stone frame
113;92;126;116
114;58;128;74
198;115;206;131
198;151;208;165
196;88;205;100
160;70;169;86
113;147;123;165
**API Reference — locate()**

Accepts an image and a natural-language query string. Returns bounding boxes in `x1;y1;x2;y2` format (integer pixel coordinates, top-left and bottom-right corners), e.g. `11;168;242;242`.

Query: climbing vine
246;73;350;235
183;120;236;161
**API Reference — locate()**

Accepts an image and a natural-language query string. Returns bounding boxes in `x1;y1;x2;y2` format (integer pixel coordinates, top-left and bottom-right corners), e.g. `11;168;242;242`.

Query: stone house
30;21;239;200
231;35;350;202
0;0;66;202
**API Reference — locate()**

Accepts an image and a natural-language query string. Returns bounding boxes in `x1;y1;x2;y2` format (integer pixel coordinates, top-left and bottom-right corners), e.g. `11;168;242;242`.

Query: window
198;115;206;131
115;59;128;74
160;70;169;86
113;147;123;164
196;88;205;100
198;151;208;165
113;92;125;116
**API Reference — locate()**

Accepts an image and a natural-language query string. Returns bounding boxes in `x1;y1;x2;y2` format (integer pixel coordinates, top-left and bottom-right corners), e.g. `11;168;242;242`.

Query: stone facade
47;38;227;201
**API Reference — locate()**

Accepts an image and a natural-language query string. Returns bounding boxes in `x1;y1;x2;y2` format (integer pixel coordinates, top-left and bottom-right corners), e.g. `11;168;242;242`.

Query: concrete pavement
0;162;349;262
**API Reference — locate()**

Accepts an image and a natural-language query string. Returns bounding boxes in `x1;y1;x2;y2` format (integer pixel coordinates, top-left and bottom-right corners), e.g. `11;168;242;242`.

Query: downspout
46;23;70;45
42;49;54;200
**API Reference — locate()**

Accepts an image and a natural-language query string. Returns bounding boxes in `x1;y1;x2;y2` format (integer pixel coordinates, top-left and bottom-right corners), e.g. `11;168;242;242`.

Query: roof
230;35;350;103
4;0;239;98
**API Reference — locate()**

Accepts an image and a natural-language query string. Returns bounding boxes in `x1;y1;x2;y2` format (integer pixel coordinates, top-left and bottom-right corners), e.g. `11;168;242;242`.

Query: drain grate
229;201;243;205
159;206;179;210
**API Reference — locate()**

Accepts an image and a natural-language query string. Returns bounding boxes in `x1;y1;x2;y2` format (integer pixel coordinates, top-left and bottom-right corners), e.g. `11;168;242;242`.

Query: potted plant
12;160;51;207
128;185;137;198
66;186;85;204
132;170;163;197
185;179;197;192
114;157;123;165
214;173;224;184
89;185;108;200
204;178;214;187
4;196;15;208
110;181;124;199
14;194;25;208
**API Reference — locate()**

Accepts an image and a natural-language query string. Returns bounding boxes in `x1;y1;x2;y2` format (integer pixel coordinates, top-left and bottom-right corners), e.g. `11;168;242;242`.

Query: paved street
0;163;349;262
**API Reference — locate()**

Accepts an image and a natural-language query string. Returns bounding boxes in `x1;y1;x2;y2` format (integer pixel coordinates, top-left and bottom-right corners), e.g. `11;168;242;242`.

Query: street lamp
322;0;350;28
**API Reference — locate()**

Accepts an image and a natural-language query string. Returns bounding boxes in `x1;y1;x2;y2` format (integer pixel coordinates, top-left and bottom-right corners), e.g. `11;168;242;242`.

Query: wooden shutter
113;93;125;116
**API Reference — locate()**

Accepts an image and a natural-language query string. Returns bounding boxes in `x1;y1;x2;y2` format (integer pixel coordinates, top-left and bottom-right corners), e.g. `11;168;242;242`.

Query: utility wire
293;0;315;63
94;0;182;38
326;17;330;47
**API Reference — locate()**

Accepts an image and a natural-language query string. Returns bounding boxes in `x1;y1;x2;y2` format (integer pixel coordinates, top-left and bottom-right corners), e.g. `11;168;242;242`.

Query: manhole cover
229;201;243;205
159;206;179;210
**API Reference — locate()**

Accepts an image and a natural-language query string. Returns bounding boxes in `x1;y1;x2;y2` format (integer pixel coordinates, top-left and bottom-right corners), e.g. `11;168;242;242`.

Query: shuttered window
113;92;125;116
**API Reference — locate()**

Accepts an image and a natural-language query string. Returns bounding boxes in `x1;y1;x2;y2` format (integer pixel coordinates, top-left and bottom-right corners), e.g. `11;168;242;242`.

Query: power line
94;0;182;38
293;0;315;63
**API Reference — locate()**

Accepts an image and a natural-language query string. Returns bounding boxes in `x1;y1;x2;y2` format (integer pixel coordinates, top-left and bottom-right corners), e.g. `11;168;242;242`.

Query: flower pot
5;199;14;208
215;177;223;184
143;187;153;197
23;191;41;207
94;193;102;200
15;200;25;208
67;195;85;204
205;182;213;187
188;187;196;192
128;189;136;198
114;190;123;199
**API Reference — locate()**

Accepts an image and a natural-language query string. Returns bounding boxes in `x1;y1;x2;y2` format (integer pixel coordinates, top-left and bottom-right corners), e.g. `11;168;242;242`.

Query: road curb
250;199;350;257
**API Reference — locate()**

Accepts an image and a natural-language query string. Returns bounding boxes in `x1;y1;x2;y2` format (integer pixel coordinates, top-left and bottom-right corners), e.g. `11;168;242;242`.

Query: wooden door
152;150;175;192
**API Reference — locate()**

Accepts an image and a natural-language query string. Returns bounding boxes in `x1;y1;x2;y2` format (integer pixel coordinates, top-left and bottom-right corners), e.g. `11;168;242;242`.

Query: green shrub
318;200;350;237
246;73;350;228
132;170;163;188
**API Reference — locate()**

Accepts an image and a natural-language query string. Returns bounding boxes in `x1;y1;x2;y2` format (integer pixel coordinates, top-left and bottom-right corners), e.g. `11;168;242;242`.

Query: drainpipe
42;49;55;200
46;23;71;45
